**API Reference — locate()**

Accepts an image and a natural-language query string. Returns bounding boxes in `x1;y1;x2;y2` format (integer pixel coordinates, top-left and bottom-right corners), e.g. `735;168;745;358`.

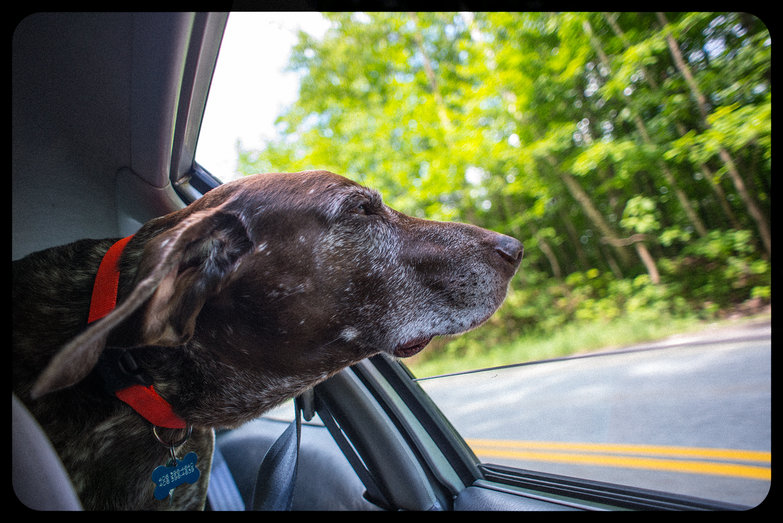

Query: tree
237;12;770;332
656;12;771;257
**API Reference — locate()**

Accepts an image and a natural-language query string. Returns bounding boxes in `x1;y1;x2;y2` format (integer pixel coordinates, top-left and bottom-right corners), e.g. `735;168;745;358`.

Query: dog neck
90;236;187;430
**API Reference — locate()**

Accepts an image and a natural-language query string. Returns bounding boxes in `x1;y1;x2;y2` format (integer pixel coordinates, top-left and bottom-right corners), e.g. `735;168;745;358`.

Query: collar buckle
97;349;152;395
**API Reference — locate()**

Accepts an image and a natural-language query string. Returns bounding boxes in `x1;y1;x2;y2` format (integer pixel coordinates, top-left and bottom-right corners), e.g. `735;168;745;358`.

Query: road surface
417;320;771;508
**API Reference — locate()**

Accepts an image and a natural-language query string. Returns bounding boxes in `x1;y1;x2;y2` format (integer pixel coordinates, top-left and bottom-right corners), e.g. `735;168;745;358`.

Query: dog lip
393;336;433;358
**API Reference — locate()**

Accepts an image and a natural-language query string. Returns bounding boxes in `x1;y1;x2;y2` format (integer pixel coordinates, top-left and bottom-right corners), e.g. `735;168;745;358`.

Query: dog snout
494;234;524;267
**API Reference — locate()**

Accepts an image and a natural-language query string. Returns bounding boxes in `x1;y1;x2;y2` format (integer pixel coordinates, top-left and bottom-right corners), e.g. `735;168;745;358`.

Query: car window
415;323;770;507
196;12;771;509
196;12;329;181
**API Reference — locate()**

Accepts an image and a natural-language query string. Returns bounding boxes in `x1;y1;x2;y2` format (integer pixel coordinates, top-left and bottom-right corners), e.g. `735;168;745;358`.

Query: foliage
235;12;771;369
661;229;771;307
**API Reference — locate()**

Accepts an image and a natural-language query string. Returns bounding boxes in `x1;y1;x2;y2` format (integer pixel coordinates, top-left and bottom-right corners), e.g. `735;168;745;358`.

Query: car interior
13;13;743;511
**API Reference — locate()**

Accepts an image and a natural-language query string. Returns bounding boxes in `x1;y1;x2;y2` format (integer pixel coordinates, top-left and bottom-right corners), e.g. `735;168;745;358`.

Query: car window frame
320;355;748;511
167;12;227;205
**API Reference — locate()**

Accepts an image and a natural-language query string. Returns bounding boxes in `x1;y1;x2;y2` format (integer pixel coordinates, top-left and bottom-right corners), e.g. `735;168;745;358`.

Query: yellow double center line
465;439;771;481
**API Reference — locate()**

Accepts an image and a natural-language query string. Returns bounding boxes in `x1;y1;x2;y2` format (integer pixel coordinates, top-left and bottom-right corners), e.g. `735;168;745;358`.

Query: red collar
89;235;187;430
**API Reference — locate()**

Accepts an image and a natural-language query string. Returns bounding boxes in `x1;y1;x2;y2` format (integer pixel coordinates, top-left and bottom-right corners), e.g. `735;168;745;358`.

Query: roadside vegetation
236;13;771;376
406;307;770;377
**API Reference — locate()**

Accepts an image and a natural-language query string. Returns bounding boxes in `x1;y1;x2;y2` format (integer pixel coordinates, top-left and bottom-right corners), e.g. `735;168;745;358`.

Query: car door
308;354;756;510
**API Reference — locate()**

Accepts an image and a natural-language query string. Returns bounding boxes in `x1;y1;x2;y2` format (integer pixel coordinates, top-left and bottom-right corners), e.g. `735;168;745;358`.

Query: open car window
414;322;770;508
195;12;329;182
196;12;770;510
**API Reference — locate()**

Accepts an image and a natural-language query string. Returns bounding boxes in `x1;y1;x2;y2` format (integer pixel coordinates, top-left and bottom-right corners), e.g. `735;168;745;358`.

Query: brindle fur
13;171;523;510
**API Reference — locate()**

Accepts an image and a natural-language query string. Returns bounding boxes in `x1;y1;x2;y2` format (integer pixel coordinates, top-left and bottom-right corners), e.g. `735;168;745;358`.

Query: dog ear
138;209;253;347
31;206;252;398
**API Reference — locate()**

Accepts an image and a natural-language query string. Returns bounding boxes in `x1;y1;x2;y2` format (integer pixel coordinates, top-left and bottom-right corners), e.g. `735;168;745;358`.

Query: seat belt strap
250;399;302;510
315;399;391;509
206;443;246;511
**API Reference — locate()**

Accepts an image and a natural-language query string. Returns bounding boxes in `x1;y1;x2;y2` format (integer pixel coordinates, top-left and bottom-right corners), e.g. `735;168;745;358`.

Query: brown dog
13;170;523;510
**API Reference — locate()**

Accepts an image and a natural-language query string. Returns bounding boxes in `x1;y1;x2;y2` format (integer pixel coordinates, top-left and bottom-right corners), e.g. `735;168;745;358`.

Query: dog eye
349;203;371;215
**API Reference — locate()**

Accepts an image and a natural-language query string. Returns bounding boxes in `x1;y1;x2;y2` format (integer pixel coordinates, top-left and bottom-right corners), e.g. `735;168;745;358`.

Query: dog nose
495;234;524;266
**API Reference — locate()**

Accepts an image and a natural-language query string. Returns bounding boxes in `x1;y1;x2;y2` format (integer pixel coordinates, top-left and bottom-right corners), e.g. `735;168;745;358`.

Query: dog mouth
393;336;433;358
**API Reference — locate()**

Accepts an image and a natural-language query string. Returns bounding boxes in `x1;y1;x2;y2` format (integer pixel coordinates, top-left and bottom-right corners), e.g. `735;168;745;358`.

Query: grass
404;310;766;379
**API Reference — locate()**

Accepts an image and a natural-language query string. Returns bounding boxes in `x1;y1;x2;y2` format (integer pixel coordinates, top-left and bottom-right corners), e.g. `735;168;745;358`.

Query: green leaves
237;12;770;335
621;196;660;234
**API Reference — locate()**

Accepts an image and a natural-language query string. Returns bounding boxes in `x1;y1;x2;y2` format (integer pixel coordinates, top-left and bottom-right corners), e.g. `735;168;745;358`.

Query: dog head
32;171;523;419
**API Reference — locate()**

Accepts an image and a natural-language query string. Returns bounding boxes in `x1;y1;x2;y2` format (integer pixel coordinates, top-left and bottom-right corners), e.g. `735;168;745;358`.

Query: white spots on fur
267;281;311;302
340;326;359;342
255;241;268;253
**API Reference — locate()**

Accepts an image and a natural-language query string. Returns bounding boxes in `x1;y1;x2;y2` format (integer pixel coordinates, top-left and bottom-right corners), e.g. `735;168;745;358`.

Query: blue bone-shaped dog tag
151;451;200;500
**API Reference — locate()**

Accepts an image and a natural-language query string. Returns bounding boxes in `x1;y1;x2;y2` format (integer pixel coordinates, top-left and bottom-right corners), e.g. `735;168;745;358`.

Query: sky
195;12;330;181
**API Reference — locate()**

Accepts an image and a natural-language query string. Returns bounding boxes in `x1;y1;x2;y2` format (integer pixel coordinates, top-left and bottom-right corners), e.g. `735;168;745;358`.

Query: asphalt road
417;320;771;508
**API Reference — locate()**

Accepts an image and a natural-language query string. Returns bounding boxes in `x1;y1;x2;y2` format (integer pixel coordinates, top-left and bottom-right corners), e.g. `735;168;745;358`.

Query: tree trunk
632;114;708;237
657;12;771;257
634;243;661;285
558;208;591;272
607;15;746;234
717;147;771;255
696;160;743;230
555;165;633;267
584;18;708;238
536;234;563;280
602;234;661;284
